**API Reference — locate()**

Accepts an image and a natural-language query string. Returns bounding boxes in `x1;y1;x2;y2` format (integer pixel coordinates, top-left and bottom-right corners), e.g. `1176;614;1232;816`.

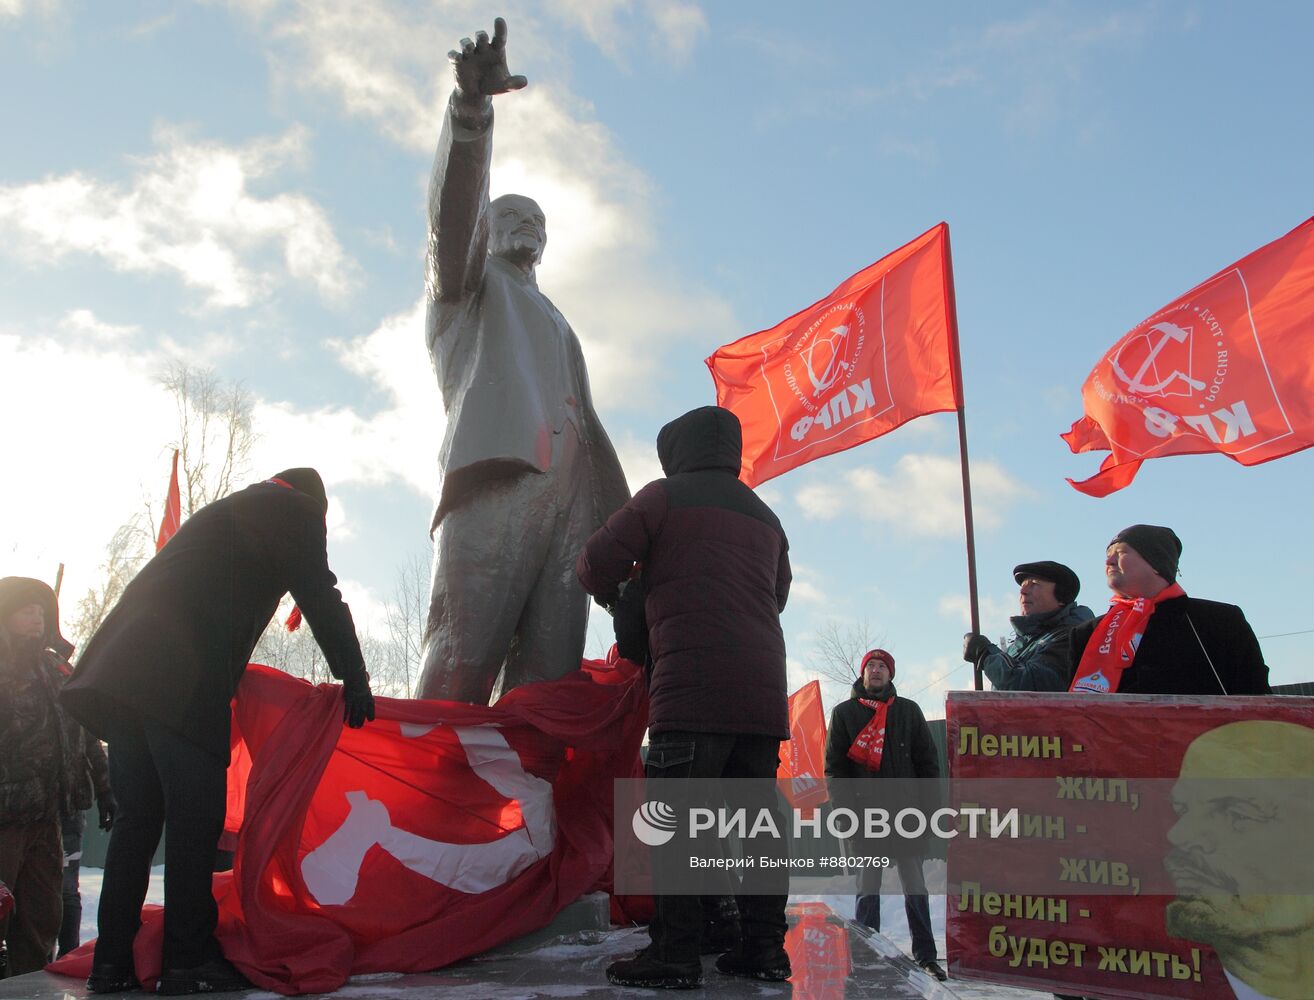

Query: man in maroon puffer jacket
577;405;792;989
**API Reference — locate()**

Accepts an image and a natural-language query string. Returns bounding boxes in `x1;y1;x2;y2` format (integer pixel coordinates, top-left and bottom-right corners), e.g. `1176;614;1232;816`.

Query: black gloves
97;792;118;831
343;672;376;729
962;632;993;664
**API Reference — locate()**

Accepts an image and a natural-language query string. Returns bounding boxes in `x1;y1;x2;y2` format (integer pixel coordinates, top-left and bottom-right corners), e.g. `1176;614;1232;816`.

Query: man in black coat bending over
577;406;792;989
62;468;375;995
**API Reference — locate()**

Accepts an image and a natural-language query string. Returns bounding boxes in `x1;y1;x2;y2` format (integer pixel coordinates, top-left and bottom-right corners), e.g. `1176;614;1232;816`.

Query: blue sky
3;1;1312;712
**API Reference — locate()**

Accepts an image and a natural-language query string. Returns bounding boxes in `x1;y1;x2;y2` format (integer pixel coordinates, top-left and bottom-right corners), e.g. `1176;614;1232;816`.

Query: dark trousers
855;854;936;963
0;820;63;975
645;731;788;964
57;810;85;958
95;720;227;971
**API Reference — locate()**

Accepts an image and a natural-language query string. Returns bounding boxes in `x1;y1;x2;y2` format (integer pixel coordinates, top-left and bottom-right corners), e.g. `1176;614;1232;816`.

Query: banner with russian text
777;680;829;814
707;222;961;487
1063;216;1314;496
946;691;1314;999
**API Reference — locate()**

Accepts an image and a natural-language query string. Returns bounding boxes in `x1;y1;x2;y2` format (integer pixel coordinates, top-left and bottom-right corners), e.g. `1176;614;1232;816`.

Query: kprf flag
777;679;829;814
155;449;181;551
707;222;961;487
1063;217;1314;496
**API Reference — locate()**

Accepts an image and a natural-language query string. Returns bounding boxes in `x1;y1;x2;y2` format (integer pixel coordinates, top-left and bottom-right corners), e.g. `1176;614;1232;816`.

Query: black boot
156;957;251;995
606;951;703;990
715;943;791;982
86;960;142;994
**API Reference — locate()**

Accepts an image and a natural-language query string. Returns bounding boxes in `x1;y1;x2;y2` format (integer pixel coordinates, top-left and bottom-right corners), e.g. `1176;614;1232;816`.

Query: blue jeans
855;854;937;964
644;730;787;964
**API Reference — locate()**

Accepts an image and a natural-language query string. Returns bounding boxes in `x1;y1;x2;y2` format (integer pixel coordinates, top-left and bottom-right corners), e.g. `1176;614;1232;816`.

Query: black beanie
1110;524;1182;584
272;468;328;514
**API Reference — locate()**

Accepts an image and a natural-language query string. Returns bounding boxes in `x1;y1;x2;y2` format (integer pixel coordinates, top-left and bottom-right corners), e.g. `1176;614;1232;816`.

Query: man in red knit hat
824;648;946;982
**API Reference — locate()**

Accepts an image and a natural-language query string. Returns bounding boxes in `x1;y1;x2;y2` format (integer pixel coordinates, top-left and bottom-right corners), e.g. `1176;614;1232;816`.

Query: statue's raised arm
426;17;528;308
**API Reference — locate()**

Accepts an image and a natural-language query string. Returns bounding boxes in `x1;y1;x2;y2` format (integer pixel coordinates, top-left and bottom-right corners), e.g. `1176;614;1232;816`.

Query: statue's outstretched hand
450;17;527;100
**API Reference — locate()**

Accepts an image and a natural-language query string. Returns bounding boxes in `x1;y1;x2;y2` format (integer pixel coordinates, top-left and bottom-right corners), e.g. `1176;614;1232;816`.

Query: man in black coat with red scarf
1067;524;1269;696
62;468;375;995
824;649;946;982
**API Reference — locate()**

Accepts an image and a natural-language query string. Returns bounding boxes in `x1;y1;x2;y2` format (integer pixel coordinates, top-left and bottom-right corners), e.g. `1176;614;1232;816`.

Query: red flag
155;450;181;551
51;659;648;994
1063;217;1314;496
777;680;829;814
707;222;961;487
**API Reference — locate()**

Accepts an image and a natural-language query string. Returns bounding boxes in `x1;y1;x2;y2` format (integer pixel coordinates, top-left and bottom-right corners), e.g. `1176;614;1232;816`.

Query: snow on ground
73;865;1049;998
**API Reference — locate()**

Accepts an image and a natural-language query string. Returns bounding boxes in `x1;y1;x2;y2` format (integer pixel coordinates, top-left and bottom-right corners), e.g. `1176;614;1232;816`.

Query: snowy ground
70;866;1049;999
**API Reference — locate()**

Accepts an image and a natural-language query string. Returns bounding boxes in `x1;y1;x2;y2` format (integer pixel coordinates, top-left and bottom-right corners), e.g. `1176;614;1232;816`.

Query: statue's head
489;194;546;269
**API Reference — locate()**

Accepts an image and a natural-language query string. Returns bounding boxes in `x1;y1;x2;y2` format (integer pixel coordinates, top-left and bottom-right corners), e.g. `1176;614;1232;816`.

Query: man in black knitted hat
1067;524;1269;696
62;468;375;995
962;560;1094;691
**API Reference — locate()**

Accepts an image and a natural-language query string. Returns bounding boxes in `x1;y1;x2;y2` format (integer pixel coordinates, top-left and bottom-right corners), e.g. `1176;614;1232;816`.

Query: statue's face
489;194;545;266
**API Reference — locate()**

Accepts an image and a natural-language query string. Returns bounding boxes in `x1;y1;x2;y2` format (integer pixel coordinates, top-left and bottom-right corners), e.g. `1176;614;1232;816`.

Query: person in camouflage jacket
0;577;113;976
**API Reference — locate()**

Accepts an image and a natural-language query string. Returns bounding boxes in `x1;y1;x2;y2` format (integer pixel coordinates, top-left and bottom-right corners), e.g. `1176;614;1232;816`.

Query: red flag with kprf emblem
706;222;962;487
1063;217;1314;496
155;449;181;551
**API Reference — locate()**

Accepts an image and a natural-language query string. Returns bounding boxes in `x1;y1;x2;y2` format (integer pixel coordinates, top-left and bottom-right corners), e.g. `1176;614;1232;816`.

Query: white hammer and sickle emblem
300;726;556;905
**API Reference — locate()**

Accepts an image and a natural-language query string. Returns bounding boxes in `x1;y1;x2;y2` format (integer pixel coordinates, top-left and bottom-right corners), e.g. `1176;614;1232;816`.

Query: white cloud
336;576;390;635
221;0;733;407
938;591;1018;634
0;126;355;308
788;565;829;606
1;303;441;626
889;655;966;719
643;0;707;60
795;453;1029;537
0;331;176;622
611;429;664;496
542;0;707;63
60;308;140;342
0;0;60;19
253;298;443;497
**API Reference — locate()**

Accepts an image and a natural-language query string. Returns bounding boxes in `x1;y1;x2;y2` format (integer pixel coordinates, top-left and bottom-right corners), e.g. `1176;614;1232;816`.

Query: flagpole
941;225;983;690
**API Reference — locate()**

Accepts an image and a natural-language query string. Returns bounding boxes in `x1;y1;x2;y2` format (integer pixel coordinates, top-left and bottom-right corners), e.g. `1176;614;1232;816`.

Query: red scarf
1069;583;1186;694
846;693;892;771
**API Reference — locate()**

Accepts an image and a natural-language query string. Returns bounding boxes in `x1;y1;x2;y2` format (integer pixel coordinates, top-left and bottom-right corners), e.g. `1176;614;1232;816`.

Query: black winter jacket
824;680;940;854
1069;595;1269;695
576;406;791;737
63;480;367;759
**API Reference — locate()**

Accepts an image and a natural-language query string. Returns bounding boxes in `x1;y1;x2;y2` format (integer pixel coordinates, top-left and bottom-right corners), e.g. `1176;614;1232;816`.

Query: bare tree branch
808;618;883;687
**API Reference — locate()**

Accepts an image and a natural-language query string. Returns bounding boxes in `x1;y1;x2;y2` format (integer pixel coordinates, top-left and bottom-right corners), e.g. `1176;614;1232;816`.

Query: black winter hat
1109;524;1182;584
271;468;328;514
1013;561;1080;605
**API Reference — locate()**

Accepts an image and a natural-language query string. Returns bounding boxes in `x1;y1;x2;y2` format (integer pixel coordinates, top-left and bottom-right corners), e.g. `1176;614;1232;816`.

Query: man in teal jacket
962;561;1093;692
